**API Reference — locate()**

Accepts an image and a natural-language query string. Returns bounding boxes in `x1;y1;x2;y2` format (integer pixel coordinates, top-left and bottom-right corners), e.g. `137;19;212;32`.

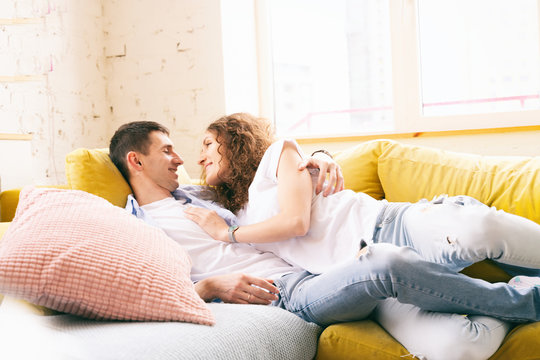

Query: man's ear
127;151;143;170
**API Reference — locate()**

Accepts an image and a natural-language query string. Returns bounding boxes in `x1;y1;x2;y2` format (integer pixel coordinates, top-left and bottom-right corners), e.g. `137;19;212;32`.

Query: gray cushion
0;300;321;360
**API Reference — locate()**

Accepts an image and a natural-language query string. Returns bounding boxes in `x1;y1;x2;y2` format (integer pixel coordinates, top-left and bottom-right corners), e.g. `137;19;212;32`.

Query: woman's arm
184;141;313;243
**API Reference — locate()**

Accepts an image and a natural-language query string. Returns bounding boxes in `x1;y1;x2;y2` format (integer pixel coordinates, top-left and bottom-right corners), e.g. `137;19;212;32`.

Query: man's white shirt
127;193;298;282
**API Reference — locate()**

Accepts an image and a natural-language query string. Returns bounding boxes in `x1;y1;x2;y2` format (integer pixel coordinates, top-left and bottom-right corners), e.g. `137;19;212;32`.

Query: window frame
254;0;540;137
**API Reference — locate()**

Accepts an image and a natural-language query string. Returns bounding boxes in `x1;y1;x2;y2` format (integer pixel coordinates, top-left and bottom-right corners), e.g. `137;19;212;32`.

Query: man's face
139;131;184;192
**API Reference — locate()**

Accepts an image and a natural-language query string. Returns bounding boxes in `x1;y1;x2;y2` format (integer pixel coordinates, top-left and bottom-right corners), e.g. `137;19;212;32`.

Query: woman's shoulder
263;139;304;165
266;139;304;157
254;139;305;183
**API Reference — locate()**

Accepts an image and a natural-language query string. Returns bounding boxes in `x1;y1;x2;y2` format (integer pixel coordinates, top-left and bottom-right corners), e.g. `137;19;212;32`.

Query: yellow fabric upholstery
317;321;540;360
0;190;20;223
378;142;540;224
489;322;540;359
65;148;133;207
334;140;391;200
459;259;511;283
0;186;69;222
65;148;192;206
316;320;409;359
318;139;540;360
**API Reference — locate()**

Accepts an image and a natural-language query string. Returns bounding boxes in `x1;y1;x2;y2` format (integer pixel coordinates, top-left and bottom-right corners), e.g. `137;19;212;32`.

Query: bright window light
418;0;540;116
268;0;394;137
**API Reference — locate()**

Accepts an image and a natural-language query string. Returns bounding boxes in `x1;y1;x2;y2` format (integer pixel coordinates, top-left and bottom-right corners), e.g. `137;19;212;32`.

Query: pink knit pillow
0;187;214;325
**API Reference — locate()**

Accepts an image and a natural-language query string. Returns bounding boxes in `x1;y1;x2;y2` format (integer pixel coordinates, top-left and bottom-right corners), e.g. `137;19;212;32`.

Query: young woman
184;112;540;359
186;113;540;278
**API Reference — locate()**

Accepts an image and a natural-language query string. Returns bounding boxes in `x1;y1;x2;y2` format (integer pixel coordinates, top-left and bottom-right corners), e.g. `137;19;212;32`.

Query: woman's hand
298;152;344;196
184;206;230;242
194;274;279;304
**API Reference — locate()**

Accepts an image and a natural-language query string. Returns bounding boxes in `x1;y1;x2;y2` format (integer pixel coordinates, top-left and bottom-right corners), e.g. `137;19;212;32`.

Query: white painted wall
0;139;33;191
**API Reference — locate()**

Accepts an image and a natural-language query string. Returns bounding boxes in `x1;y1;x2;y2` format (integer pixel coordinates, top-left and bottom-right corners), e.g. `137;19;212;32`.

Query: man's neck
131;182;174;207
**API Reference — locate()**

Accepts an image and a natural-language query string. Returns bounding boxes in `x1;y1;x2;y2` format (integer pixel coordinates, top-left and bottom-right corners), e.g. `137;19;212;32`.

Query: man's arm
194;274;279;305
298;150;344;196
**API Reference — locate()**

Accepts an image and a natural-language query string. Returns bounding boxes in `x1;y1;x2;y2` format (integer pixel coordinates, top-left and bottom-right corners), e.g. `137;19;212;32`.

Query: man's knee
358;243;418;275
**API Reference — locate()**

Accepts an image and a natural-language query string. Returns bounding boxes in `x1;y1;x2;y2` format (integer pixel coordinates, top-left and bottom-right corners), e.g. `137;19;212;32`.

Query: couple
110;113;540;359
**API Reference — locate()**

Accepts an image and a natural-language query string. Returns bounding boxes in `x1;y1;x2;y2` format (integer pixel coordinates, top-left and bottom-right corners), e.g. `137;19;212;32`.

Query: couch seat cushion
316;320;409;359
0;299;321;360
489;322;540;359
317;320;540;360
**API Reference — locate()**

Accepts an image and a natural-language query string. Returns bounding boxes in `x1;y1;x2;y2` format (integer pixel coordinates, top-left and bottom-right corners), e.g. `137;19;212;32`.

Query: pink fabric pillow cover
0;187;214;325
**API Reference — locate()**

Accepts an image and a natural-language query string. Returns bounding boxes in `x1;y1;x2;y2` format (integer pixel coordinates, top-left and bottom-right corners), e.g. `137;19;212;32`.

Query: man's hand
298;151;344;196
184;206;229;242
194;274;279;305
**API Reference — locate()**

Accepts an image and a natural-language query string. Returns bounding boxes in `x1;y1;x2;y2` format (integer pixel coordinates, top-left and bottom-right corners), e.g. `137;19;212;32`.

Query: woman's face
198;131;228;186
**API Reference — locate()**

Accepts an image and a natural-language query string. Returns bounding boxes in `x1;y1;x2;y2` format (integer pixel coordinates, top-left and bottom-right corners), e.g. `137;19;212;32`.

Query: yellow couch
320;139;540;359
1;140;540;359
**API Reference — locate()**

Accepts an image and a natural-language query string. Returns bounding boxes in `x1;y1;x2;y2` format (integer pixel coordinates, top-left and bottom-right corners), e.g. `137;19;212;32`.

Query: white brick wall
1;0;108;186
1;0;227;186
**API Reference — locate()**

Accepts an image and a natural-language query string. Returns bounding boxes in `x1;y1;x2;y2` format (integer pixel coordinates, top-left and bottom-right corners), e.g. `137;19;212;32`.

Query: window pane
418;0;540;116
269;0;393;136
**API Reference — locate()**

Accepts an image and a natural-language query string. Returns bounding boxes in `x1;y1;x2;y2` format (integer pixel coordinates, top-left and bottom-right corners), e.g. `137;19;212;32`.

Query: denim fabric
274;243;540;325
375;195;540;274
274;195;540;326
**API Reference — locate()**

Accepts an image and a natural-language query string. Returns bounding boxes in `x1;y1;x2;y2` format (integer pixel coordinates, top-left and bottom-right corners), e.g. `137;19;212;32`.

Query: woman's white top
236;140;386;274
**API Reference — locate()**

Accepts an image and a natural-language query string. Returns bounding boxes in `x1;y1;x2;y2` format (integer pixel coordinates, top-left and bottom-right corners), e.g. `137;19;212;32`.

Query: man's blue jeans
274;196;540;326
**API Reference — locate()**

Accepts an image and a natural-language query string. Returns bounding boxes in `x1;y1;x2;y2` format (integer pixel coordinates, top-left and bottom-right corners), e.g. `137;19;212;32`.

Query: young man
109;121;539;359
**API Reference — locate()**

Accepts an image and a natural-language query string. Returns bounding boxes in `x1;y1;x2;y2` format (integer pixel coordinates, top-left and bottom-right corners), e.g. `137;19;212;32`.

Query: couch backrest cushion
378;142;540;224
334;140;392;200
0;186;214;324
65;148;192;207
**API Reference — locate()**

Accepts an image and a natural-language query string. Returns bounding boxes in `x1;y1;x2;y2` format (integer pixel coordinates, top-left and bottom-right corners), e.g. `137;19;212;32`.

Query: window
259;0;540;137
418;0;540;117
266;0;393;137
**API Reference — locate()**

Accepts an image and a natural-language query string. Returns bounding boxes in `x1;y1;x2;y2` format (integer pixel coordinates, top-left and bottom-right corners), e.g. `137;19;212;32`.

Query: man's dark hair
109;121;170;182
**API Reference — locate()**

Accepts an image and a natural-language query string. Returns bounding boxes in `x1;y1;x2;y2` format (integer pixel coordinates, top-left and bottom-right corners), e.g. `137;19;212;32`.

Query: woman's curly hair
202;113;275;213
